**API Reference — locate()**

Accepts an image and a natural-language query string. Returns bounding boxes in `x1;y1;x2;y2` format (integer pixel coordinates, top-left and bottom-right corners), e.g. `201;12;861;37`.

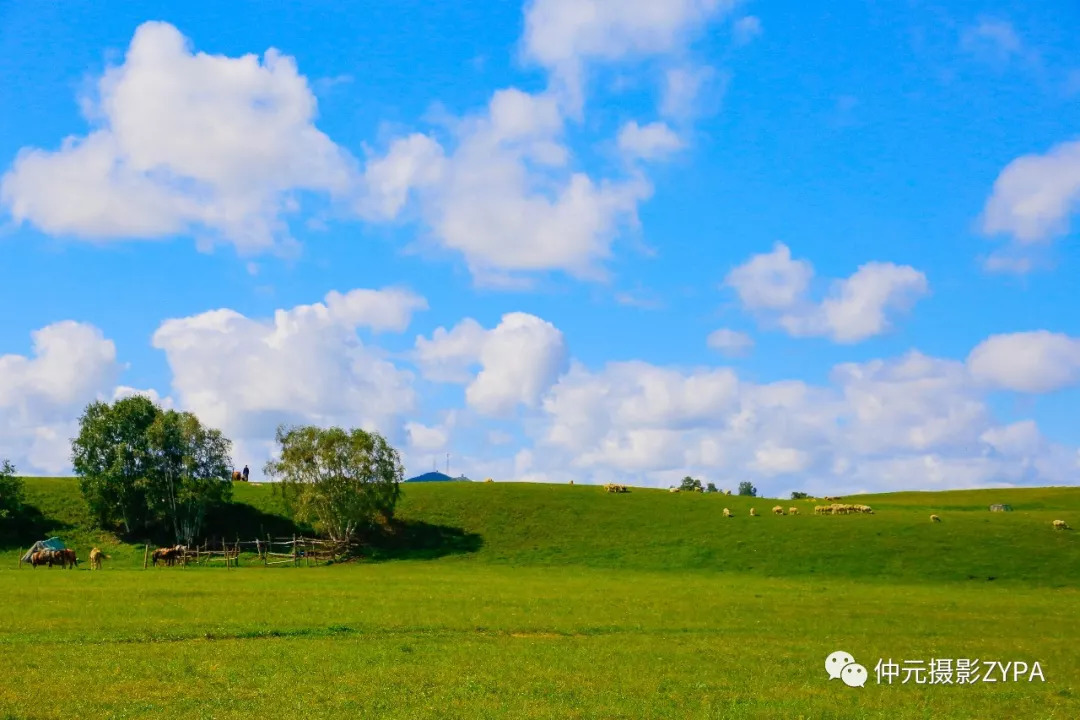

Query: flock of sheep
610;488;1074;530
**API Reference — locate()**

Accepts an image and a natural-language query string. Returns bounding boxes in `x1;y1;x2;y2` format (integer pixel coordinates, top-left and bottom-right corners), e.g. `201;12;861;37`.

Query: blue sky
2;0;1079;494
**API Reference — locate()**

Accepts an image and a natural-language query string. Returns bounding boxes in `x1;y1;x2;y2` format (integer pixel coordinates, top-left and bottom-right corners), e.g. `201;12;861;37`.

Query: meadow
1;479;1078;718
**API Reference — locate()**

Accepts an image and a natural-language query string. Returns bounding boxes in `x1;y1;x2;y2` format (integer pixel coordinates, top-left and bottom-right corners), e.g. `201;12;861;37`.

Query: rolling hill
3;477;1078;586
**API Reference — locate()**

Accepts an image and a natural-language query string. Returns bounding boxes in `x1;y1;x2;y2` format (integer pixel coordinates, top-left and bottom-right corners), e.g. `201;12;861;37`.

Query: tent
20;537;66;565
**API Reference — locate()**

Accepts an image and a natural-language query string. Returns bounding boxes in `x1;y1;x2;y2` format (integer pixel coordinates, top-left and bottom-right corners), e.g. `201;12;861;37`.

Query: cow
232;471;243;481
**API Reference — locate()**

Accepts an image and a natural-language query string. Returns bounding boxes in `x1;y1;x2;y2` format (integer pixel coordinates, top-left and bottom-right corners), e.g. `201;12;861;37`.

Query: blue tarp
21;537;66;563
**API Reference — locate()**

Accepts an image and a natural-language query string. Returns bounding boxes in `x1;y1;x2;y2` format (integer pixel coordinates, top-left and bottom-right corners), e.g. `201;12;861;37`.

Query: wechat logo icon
826;650;867;688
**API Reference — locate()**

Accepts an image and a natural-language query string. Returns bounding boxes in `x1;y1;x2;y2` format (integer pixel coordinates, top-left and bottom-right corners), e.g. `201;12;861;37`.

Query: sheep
1052;520;1070;530
669;487;680;493
485;478;494;483
788;507;799;515
749;508;758;516
772;506;784;515
569;480;574;485
930;514;941;523
722;508;732;518
724;490;732;495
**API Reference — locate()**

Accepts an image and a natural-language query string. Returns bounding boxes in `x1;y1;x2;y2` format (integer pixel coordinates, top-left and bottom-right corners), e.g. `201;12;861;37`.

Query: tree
147;410;233;545
72;396;160;533
679;476;703;492
72;396;233;540
791;491;809;500
705;482;718;493
738;481;757;497
0;460;24;524
265;424;404;545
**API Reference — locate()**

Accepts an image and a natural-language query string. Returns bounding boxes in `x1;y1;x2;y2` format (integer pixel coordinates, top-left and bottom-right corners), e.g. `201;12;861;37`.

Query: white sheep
749;508;758;517
669;487;680;493
772;506;784;515
788;507;799;515
930;514;941;523
723;508;732;518
1052;520;1070;530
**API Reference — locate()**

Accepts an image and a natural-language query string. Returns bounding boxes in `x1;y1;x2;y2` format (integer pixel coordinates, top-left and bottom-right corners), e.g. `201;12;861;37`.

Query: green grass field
1;479;1078;718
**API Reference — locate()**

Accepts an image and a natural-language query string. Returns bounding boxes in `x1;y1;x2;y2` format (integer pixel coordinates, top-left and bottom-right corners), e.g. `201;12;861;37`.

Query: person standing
242;465;250;482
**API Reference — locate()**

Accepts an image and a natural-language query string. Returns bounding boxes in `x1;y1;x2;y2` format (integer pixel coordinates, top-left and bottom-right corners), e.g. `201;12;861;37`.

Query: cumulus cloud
152;288;425;478
967;331;1080;393
360;89;649;284
527;344;1076;494
706;328;754;356
522;0;736;110
981;140;1080;269
0;322;124;474
617;121;684;161
724;243;929;343
415;312;569;416
1;21;354;253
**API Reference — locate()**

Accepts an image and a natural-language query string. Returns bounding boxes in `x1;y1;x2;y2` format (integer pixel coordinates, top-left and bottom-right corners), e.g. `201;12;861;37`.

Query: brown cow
232;471;243;481
59;548;78;568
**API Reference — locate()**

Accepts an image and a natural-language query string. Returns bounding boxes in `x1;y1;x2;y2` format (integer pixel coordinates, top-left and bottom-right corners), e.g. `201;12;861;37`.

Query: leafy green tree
791;491;809;500
147;410;233;545
72;396;160;533
265;425;404;544
738;481;758;497
679;476;703;491
0;460;24;524
705;482;718;493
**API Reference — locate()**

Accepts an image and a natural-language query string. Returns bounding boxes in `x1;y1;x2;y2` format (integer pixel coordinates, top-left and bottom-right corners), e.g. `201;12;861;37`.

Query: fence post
143;544;149;569
292;534;297;567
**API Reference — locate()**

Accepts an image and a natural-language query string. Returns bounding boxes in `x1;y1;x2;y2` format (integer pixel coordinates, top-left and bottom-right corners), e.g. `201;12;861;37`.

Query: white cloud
706;328;754;356
1;21;354;253
967;331;1080;393
415;312;569;416
981;139;1080;249
526;342;1076;494
0;322;124;474
617;121;684;161
522;0;736;110
405;421;450;451
725;242;814;311
660;65;719;119
733;16;762;46
725;244;929;343
361;88;650;284
152;288;424;479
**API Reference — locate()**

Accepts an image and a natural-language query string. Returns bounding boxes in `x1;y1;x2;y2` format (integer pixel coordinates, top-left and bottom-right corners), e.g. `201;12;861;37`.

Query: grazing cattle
930;514;942;523
1052;520;1070;530
59;549;77;568
772;506;784;515
152;546;185;566
30;550;51;568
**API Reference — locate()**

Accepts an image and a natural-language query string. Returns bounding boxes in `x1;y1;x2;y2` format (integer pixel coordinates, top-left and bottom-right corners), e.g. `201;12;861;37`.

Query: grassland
1;479;1078;718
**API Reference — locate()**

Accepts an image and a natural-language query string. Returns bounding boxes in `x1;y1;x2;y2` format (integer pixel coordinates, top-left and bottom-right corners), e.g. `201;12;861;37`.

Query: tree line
1;395;404;548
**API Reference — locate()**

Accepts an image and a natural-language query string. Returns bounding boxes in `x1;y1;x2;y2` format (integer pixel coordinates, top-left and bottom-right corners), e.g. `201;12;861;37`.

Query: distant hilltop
405;471;472;483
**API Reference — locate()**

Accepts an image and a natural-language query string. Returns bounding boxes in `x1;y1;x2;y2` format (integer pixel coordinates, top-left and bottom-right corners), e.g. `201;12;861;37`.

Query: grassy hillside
4;478;1079;586
2;479;1078;718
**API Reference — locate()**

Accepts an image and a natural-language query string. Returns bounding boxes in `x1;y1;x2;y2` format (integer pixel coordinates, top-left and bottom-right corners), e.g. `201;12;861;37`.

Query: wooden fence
143;535;355;569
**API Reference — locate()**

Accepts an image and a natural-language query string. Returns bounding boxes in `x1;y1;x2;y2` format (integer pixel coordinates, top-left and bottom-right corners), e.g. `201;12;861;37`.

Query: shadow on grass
201;500;312;544
0;503;73;550
363;519;483;561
